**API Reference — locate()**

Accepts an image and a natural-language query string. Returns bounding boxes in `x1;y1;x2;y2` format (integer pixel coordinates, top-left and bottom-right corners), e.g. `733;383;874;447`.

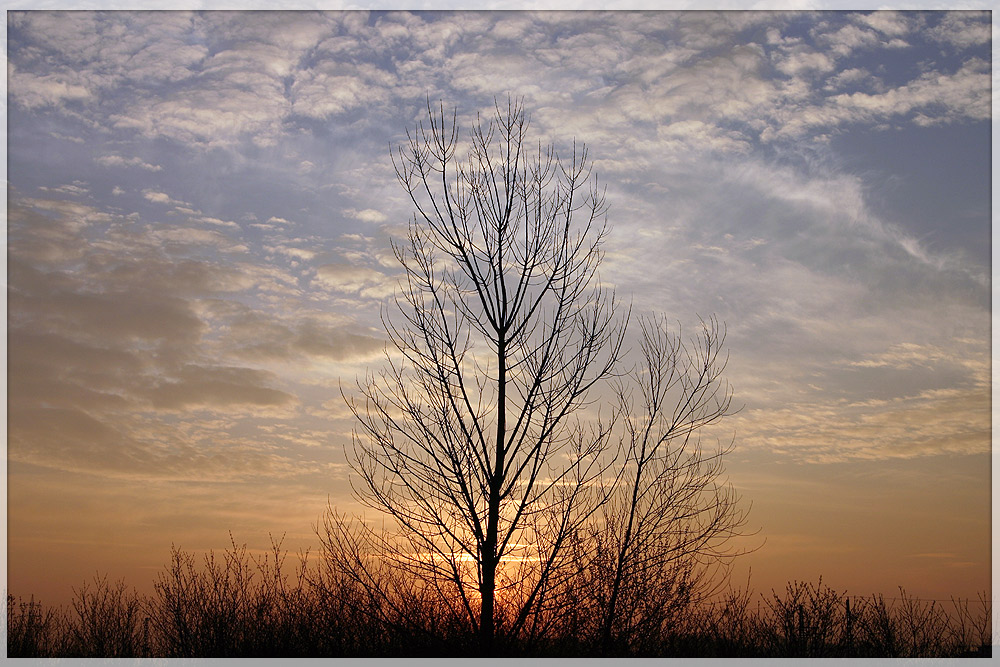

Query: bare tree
591;315;748;652
338;97;749;654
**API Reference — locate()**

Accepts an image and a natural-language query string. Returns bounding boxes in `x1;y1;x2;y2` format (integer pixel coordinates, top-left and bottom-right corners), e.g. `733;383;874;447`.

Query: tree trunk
481;338;507;654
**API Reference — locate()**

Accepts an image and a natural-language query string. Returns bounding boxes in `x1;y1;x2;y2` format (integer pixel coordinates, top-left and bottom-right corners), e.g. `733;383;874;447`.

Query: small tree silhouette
337;96;749;654
590;314;748;653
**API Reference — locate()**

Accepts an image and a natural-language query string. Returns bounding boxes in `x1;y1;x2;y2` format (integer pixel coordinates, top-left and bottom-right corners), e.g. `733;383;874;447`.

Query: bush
7;594;65;657
65;575;148;657
5;537;993;658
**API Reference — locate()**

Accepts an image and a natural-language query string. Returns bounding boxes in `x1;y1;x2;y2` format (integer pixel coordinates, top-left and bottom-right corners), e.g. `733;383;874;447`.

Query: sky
5;9;994;608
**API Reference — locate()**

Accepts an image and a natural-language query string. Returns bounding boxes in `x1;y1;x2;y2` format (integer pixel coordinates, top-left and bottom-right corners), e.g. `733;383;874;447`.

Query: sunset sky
5;9;993;607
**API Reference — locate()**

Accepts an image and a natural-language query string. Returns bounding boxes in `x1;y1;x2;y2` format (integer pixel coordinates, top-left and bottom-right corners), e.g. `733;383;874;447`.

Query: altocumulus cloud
6;8;990;481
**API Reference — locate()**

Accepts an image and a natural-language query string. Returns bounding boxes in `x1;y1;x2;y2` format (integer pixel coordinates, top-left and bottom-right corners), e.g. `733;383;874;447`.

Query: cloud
656;120;751;154
345;208;388;223
602;152;987;329
203;300;384;363
148;225;248;254
39;183;90;196
196;216;241;229
113;86;291;148
827;57;990;124
8;63;92;109
7;10;990;163
144;365;297;414
723;157;987;287
291;62;394;119
823;67;873;91
8;405;318;483
49;130;85;144
13;282;205;347
733;384;989;463
143;189;188;206
314;262;394;297
270;244;317;262
774;46;836;76
846;342;973;371
7;11;207;113
291;320;385;361
926;11;991;48
95;154;162;171
852;10;913;38
5;192;356;481
597;141;988;465
8;197;112;262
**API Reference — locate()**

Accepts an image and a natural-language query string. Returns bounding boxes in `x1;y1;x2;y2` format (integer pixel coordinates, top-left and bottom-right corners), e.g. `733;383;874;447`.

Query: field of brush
6;538;992;658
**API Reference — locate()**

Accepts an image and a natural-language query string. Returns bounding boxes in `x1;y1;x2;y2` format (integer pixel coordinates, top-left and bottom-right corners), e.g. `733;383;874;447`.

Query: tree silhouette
590;314;747;652
338;97;748;654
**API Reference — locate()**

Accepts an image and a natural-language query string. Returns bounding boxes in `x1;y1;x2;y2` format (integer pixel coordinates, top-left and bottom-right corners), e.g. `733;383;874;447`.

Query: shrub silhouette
5;536;992;658
7;594;65;657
